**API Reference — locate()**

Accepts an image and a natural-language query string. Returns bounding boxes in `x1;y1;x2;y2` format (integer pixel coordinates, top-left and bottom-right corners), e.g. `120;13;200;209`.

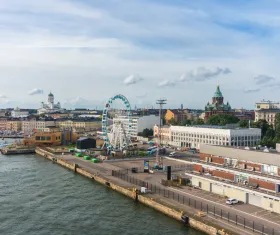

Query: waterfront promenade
35;148;280;235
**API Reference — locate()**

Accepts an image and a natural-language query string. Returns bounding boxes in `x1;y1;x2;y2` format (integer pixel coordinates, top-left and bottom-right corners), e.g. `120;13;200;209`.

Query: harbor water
0;153;205;235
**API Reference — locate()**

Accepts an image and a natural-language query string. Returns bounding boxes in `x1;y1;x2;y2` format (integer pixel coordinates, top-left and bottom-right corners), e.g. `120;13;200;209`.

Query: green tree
178;119;191;126
239;120;249;128
265;127;275;139
192;118;205;125
142;128;153;137
207;114;240;126
162;116;166;125
251;119;270;137
168;118;178;125
275;113;280;140
259;136;276;148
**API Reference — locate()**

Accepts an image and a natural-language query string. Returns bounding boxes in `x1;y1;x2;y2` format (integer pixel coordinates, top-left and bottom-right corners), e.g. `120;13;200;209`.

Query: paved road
57;154;280;235
132;172;280;235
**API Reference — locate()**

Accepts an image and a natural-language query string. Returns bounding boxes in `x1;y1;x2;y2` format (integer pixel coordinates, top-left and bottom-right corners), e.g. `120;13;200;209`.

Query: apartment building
112;115;160;138
55;119;101;131
6;120;22;132
0;110;6;117
153;125;171;144
22;119;55;135
165;109;187;124
0;118;7;131
255;100;279;111
255;109;280;127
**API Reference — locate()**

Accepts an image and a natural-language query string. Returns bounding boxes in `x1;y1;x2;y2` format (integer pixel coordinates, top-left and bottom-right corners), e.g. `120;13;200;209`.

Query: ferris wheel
102;94;132;152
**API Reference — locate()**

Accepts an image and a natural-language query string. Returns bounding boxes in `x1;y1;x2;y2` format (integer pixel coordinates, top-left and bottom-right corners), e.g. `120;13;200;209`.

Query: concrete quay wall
35;147;231;235
138;195;230;235
35;148;137;200
1;147;35;155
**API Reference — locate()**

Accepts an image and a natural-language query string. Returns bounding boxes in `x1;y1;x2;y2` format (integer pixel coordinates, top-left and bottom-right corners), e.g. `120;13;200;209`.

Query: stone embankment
35;147;232;235
1;147;35;155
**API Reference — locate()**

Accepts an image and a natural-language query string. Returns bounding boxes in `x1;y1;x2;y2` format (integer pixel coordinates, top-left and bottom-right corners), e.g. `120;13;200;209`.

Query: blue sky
0;0;280;109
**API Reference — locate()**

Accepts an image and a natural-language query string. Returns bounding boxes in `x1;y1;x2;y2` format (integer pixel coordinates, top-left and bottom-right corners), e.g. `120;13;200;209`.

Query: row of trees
138;128;153;137
207;113;280;148
239;115;280;148
207;114;240;126
167;114;240;127
167;118;204;126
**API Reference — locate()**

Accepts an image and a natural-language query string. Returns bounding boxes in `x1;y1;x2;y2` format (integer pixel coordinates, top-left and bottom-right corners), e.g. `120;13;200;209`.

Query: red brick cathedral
204;85;232;121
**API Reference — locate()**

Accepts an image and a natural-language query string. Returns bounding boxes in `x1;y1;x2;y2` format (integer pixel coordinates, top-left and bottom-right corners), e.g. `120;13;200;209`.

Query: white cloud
0;0;102;20
1;0;280;109
0;30;131;49
0;95;7;98
136;93;148;98
123;74;144;85
28;88;44;95
158;79;175;87
254;75;275;85
179;67;231;82
244;88;260;93
0;98;10;105
63;96;104;109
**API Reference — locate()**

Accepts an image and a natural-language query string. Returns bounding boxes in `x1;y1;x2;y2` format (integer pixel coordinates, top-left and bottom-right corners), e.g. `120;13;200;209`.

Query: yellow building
165;109;187;124
23;131;62;146
23;128;80;146
255;100;279;111
6;120;22;132
56;120;101;131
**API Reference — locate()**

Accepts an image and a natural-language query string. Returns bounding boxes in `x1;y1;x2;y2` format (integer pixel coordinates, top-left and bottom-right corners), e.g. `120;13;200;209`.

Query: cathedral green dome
48;92;54;97
213;85;223;98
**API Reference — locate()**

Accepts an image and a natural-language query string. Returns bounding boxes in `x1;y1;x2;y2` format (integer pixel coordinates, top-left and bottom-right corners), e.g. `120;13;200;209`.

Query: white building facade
153;125;171;145
37;92;62;115
113;115;160;137
170;126;261;149
11;108;29;118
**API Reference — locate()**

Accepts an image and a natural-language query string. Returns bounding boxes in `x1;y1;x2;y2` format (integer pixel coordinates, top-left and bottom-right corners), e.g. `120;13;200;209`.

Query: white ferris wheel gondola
102;94;132;152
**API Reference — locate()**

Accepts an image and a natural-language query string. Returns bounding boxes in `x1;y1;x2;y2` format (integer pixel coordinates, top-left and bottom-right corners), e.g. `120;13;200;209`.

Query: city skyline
1;0;280;109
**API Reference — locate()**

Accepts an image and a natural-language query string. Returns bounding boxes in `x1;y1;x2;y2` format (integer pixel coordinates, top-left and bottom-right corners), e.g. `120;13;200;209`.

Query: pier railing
112;170;280;235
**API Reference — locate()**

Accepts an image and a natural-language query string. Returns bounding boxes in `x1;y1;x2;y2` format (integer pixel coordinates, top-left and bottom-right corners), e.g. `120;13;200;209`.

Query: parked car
169;152;176;157
226;198;238;205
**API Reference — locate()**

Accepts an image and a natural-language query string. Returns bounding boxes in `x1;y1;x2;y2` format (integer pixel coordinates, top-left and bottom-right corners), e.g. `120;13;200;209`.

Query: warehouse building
191;162;280;193
188;172;280;214
176;143;280;213
200;144;280;174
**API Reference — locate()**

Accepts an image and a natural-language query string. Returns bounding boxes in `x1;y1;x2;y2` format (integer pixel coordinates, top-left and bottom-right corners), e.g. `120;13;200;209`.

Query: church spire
213;84;223;98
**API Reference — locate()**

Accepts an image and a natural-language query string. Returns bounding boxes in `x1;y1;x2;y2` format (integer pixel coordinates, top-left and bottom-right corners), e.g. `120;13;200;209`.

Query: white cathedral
37;92;63;115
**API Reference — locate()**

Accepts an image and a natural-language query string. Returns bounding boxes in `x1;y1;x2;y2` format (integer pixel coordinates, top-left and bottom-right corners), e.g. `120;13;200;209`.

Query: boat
0;141;10;148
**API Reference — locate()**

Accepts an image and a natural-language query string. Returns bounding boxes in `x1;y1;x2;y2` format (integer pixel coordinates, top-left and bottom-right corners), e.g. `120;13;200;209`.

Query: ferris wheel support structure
102;94;132;152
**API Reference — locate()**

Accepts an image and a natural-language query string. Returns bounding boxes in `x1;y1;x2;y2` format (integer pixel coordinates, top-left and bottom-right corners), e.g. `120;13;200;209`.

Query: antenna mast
156;98;167;169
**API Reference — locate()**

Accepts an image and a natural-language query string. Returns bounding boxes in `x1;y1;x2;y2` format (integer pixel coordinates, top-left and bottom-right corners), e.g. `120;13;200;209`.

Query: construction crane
155;98;167;169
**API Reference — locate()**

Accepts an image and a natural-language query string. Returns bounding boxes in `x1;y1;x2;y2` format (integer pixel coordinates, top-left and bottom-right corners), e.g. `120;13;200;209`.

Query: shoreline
35;147;238;235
